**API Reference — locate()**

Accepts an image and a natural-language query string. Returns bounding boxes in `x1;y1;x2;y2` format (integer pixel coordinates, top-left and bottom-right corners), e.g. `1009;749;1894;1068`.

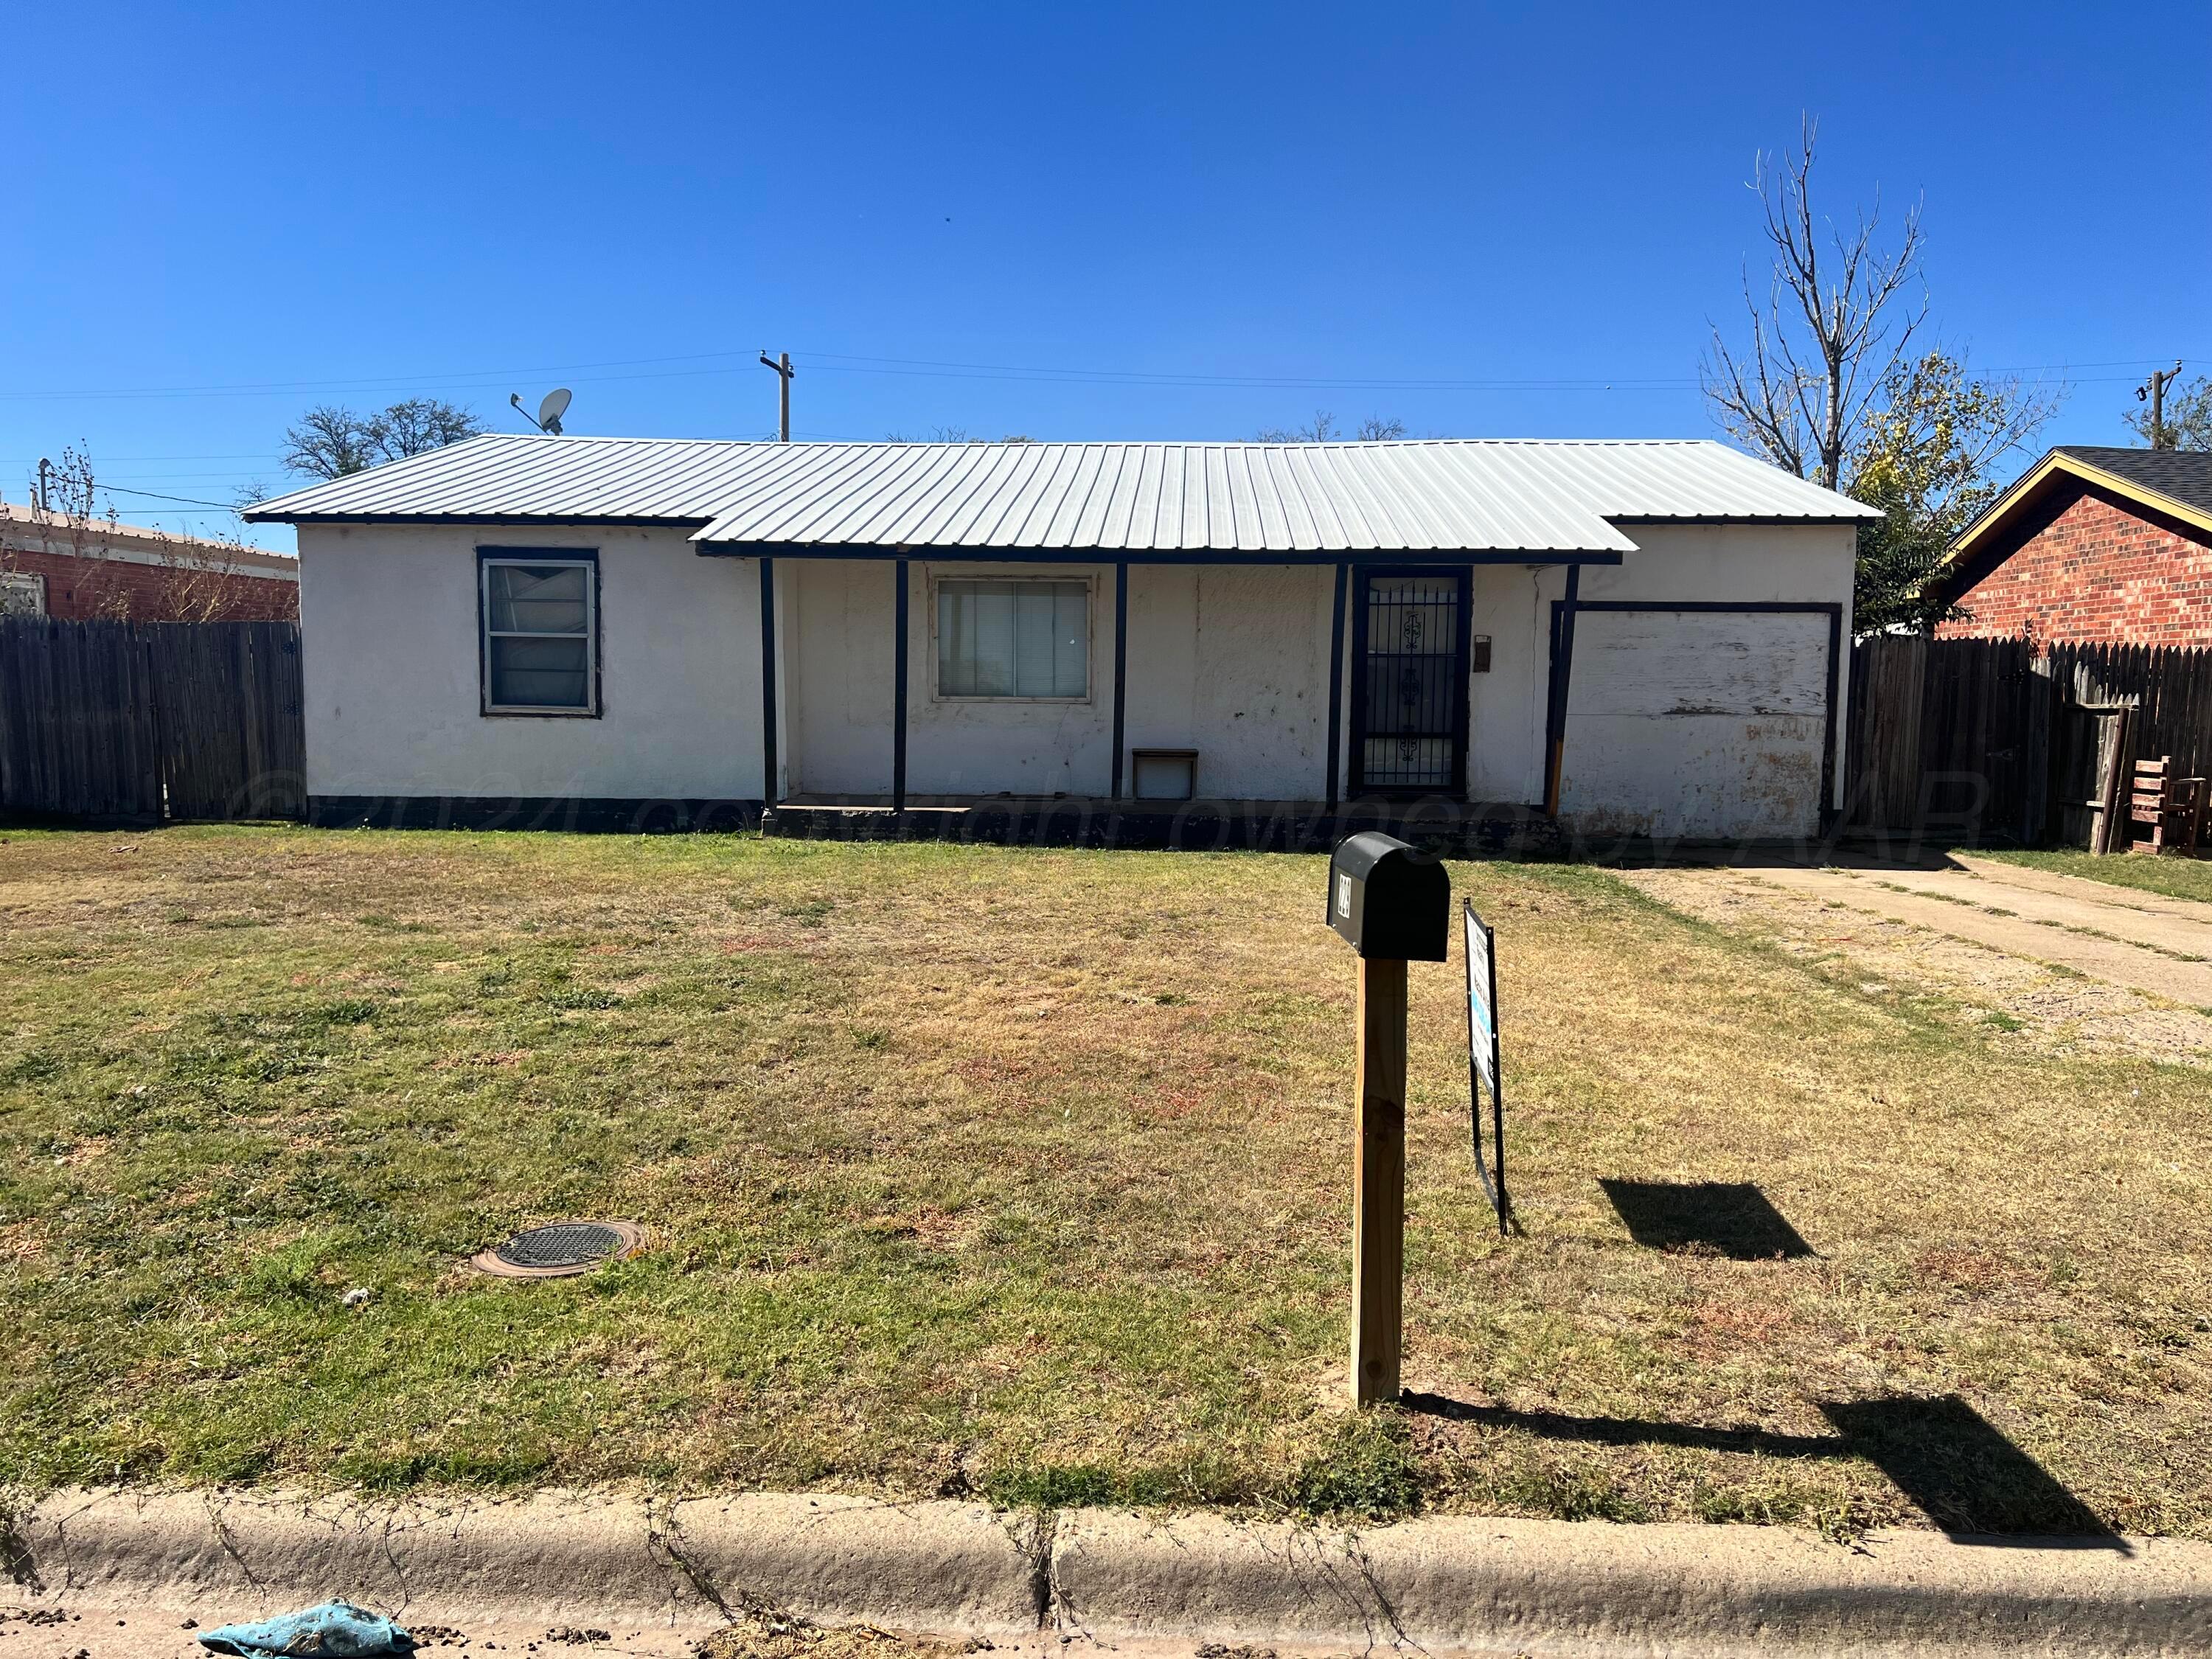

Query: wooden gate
2049;696;2132;852
0;619;305;821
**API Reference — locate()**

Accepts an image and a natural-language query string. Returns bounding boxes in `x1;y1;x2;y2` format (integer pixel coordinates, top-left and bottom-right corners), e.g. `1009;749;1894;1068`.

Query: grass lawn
1975;848;2212;908
4;827;2211;1536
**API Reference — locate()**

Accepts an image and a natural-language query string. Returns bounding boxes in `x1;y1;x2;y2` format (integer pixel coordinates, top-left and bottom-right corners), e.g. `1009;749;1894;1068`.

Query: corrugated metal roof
245;434;1877;553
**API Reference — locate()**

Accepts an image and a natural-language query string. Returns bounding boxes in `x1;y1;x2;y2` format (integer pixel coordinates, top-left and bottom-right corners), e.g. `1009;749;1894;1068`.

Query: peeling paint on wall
1559;611;1831;839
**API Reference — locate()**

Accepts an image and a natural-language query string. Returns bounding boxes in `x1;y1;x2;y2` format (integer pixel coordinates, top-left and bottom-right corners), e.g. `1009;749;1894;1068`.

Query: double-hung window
480;551;597;714
935;577;1090;700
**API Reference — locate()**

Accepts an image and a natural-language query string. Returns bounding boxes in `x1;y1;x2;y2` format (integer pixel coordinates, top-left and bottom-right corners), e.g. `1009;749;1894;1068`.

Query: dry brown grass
3;824;2211;1537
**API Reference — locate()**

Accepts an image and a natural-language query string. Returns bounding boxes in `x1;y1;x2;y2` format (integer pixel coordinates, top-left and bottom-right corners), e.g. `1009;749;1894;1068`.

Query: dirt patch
1620;866;2212;1064
692;1606;973;1659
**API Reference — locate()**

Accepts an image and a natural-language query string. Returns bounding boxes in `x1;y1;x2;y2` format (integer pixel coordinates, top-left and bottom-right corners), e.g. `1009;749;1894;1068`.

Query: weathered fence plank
1843;635;1926;833
0;619;164;818
0;618;304;822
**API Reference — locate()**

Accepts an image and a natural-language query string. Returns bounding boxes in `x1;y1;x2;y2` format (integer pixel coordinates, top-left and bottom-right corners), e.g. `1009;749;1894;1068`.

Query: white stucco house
244;434;1877;847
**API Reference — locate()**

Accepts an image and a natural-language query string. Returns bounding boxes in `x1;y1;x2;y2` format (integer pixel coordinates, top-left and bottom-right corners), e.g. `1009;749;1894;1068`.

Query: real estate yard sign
1464;900;1509;1233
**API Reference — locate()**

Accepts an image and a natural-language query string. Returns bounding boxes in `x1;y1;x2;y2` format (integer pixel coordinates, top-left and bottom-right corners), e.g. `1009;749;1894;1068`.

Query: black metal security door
1350;568;1471;796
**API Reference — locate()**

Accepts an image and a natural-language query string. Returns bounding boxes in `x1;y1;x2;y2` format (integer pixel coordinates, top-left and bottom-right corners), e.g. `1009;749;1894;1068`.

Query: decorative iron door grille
1351;569;1471;795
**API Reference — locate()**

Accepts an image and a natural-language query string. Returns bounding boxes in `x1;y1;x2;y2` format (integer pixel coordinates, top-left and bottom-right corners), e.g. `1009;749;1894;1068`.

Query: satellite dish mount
511;387;573;435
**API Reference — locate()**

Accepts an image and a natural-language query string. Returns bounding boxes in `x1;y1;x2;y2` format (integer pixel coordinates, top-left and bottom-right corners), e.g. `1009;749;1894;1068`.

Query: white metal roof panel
245;434;1878;552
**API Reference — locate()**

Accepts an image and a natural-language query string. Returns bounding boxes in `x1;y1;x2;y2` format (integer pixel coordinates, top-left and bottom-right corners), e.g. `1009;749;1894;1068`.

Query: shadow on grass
1815;1397;2116;1543
1402;1391;2124;1547
1599;1178;1815;1259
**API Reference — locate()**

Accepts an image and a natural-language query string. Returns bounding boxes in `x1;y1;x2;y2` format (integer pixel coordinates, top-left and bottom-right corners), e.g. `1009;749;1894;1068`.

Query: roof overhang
687;543;1627;566
246;512;715;528
1944;449;2212;571
1606;512;1876;527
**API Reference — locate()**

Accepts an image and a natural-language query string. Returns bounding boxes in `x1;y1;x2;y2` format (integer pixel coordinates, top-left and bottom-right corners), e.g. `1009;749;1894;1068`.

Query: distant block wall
1938;487;2212;645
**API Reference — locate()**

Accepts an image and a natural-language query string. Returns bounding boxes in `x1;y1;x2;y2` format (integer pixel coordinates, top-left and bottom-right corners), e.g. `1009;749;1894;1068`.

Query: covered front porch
712;546;1618;826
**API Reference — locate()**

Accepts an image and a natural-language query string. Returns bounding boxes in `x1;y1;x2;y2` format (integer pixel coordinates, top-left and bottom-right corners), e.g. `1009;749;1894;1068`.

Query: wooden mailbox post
1326;832;1450;1408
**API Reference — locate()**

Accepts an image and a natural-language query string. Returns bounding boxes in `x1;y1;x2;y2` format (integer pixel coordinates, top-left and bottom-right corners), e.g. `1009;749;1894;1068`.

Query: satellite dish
538;388;573;435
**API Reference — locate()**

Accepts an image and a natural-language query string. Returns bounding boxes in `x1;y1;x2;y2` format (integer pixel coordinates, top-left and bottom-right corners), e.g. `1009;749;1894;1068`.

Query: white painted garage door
1557;608;1832;841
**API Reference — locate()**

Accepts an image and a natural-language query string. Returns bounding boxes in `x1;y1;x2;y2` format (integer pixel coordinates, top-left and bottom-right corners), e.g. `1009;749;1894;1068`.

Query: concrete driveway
1691;853;2212;1006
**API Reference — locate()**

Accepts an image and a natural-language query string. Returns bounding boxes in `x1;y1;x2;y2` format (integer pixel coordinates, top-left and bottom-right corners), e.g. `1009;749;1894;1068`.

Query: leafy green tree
1848;351;2058;633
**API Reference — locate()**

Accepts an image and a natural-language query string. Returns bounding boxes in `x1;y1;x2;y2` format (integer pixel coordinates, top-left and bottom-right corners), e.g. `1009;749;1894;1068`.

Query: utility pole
759;351;795;442
2140;361;2184;449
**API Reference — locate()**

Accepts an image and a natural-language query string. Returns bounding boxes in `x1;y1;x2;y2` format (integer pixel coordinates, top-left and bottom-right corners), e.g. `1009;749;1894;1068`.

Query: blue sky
4;2;2206;552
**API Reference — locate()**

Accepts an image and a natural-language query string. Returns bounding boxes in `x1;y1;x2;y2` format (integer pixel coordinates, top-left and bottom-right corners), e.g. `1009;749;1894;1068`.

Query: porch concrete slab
1737;863;2212;1006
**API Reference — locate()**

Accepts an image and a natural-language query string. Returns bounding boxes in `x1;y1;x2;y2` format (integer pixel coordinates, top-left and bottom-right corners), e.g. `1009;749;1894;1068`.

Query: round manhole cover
470;1220;644;1279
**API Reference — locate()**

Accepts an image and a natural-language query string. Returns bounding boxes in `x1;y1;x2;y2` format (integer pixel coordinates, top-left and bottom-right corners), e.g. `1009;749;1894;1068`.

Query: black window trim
477;545;602;718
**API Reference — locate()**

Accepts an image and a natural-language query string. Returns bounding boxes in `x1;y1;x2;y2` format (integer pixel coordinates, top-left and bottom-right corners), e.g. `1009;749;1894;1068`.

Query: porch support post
759;556;779;811
1543;562;1582;820
891;557;909;814
1325;560;1348;807
1110;560;1129;799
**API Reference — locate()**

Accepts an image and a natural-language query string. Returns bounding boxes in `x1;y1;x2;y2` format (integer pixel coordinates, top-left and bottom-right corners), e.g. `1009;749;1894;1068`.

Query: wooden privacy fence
0;618;305;822
1844;634;2212;847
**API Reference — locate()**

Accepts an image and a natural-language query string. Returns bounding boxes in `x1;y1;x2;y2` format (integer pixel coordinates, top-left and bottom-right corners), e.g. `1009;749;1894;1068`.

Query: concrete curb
7;1492;1043;1637
8;1489;2212;1658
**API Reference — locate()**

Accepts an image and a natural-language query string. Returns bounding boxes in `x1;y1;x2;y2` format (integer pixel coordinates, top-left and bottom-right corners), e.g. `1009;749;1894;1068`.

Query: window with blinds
935;577;1089;700
481;554;597;714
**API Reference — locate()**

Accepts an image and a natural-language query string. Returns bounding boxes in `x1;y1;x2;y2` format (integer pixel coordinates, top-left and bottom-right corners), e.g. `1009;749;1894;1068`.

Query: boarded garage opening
1552;603;1840;841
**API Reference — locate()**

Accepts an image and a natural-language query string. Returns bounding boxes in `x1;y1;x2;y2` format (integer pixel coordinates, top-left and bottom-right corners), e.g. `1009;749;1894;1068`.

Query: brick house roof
2051;447;2212;517
1930;445;2212;644
1942;446;2212;582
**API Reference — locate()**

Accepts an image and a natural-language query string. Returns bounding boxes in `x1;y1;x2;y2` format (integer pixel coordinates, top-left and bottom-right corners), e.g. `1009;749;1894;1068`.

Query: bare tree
282;400;484;480
0;448;105;609
1703;116;1927;489
282;406;380;480
370;398;484;461
13;448;118;602
1256;411;1408;442
1257;411;1339;442
7;446;292;621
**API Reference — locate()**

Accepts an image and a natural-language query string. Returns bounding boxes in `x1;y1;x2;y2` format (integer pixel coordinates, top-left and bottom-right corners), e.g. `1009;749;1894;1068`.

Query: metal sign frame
1462;899;1509;1233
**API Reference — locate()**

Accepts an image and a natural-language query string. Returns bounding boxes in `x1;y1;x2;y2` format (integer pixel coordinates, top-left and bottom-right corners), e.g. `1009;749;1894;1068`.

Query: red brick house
0;503;298;622
1933;447;2212;644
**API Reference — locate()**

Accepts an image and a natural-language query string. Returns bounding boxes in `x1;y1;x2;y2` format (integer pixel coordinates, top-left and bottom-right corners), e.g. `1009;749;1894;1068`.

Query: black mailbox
1326;832;1450;961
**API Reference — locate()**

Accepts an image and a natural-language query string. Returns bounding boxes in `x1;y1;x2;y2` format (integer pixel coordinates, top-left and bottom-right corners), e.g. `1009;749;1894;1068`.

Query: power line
0;452;278;465
0;348;2194;405
96;484;243;509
